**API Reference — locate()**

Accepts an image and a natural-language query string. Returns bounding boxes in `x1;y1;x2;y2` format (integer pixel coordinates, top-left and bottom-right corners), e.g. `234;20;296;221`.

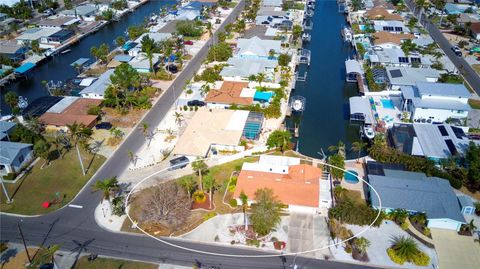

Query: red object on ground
42;202;51;208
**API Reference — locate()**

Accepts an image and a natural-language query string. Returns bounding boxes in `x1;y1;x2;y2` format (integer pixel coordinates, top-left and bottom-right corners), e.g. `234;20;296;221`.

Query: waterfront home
15;27;63;47
470;22;480;40
385;66;440;90
0;41;28;63
234;155;332;213
400;82;471;123
0;121;16;141
372;20;410;33
0;12;15;31
129;53;162;73
38;97;102;131
61;4;98;21
372;31;414;49
345;59;363;82
367;47;432;68
205;81;253;108
79;69;114;99
42;29;75;48
262;0;283;8
255;15;293;30
37;16;80;28
445;3;476;15
257;6;288;17
129;33;172;57
235;36;281;59
388;123;476;161
367;168;466;231
172;108;253;158
0;141;34;176
365;6;403;21
220;57;278;81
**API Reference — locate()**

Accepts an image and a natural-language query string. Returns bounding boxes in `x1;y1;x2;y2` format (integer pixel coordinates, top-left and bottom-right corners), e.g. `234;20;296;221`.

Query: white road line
68;204;83;209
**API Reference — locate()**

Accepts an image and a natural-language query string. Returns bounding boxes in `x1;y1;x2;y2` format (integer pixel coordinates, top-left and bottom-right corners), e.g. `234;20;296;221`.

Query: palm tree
240;191;249;229
390;236;420;262
205;22;213;38
200;83;211;96
192;158;208;192
66;122;88;175
128;150;137;166
4;91;18;111
203;174;216;209
328;141;346;158
351;141;368;163
34;140;51;168
256;73;266;87
139;121;150;146
92;176;119;201
355;237;370;255
32;244;60;267
178;176;196;203
174;112;184;126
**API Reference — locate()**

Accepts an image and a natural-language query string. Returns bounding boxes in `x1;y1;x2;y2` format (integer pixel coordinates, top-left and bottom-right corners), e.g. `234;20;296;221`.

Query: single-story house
172;108;255;157
385;67;440;90
39;97;102;130
205;81;253;108
37;16;80;28
61;4;98;20
220;57;278;80
0;121;16;141
388;123;476;161
262;0;283;7
129;53;162;73
368;168;466;231
0;40;28;62
258;6;288;17
366;7;403;21
15;27;62;46
0;141;34;176
235;36;281;59
372;31;414;49
400;82;471;123
234;155;332;213
367;48;431;68
44;29;74;45
79;69;114;99
373;20;410;33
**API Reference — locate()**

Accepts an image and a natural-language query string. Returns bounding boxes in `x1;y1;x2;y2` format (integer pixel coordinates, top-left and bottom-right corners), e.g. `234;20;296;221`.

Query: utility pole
18;220;32;264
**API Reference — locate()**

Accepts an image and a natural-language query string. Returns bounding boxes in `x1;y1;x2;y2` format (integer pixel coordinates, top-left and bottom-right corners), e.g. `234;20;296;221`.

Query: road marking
68;204;83;209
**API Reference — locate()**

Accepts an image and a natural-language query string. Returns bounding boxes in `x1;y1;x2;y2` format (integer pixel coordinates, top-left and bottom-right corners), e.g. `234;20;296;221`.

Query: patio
368;95;403;128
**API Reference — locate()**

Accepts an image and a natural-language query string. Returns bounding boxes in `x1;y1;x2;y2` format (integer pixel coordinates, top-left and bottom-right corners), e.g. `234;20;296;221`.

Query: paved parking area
468;109;480;128
431;228;480;269
287;214;330;258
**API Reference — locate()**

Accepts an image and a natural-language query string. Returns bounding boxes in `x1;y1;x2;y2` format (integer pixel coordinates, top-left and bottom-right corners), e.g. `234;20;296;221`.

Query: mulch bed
410;220;432;239
191;193;212;210
352;248;369;262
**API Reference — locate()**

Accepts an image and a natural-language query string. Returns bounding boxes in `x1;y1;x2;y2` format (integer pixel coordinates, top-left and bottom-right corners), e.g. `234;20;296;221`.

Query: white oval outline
125;155;382;257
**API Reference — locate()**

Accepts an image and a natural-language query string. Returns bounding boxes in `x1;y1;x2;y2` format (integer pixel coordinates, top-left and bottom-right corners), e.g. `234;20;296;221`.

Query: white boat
44;48;57;57
302;33;311;42
290;96;306;112
0;115;14;121
363;125;375;139
60;49;71;55
18;96;28;109
343;27;353;43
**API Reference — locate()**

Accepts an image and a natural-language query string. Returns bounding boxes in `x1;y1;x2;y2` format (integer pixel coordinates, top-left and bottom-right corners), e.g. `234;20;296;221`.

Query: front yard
74;256;157;269
0;147;105;215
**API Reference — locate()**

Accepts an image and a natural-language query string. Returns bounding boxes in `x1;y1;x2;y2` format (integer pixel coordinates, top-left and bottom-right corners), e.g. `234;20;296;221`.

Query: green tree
90;43;110;64
256;72;266;86
277;53;291;67
139;121;150;144
192;158;208;192
266;130;291;152
127;24;146;40
66;122;92;175
250;188;283;236
207;42;232;62
328;141;346;157
400;39;417;55
178;176;196;203
292;24;303;44
174;112;184;126
64;0;73;10
203;174;217;209
115;36;126;47
351;141;367;163
100;9;115;21
240;191;249;229
92;176;119;201
4;91;18;111
176;20;202;37
329;154;345;181
34;140;51;167
31;40;40;54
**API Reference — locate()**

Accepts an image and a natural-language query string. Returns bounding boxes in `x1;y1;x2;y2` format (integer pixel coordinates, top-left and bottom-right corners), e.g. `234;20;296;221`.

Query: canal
295;1;360;159
1;0;175;114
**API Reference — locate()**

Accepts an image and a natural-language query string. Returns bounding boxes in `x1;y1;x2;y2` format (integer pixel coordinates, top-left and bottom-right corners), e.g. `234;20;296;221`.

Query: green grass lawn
472;64;480;75
74;256;157;269
468;98;480;110
0;148;105;215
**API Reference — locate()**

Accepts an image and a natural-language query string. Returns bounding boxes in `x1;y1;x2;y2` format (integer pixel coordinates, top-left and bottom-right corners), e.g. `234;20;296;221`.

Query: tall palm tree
203;174;216;209
66;122;88;175
206;22;213;38
174;112;184;126
328;141;346;158
128;150;136;166
92;176;119;201
200;83;211;96
139;121;150;146
240;191;249;229
256;73;266;87
351;141;368;163
192;158;208;192
178;176;196;203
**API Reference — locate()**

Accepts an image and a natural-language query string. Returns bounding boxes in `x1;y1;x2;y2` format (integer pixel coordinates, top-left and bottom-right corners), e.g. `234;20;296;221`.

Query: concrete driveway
431;228;480;269
287;214;330;258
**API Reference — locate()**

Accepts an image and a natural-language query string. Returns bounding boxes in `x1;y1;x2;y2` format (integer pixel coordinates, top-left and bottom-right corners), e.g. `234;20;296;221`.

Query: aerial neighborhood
0;0;480;269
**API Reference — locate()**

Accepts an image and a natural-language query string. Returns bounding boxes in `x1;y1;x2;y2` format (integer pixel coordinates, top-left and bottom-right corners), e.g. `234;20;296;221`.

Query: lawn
74;256;157;269
124;156;259;236
0;148;105;215
468;98;480;110
472;64;480;75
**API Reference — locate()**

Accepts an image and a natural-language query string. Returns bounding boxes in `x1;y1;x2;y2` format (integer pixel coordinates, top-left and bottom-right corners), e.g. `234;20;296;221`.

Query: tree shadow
0;248;18;265
10;167;33;200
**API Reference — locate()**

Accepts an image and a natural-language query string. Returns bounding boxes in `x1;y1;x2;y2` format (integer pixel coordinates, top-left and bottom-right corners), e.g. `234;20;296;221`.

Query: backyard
0;147;105;215
123;156;259;236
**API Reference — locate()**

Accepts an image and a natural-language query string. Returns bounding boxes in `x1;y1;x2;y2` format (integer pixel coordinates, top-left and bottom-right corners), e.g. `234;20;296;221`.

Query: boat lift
303;19;313;31
294;71;308;82
297;49;311;66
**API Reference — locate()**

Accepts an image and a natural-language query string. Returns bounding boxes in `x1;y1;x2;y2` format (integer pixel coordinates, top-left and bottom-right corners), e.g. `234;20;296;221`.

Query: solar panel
451;126;466;139
444;139;458;156
398;57;409;63
389;69;403;78
438;125;448;136
411;57;422;64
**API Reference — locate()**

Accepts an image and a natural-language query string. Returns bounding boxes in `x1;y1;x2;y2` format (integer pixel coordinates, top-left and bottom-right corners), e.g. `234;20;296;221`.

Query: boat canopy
14;62;35;74
345;59;361;74
70;58;90;67
349;96;374;124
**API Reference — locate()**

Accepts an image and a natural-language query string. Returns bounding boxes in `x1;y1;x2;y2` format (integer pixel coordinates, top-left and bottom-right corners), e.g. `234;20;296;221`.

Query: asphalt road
405;0;480;95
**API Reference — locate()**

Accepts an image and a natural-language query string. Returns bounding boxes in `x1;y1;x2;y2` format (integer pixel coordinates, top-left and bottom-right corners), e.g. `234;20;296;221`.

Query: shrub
387;248;405;265
2;173;16;181
412;250;430;266
203;212;217;221
230;240;235;245
400;222;409;230
87;105;102;115
228;184;236;193
229;199;238;207
186;89;193;94
270;236;278;242
449;177;462;189
193;190;207;203
423;227;431;237
183;105;188;111
246;239;261;247
344;244;352;253
214;235;220;242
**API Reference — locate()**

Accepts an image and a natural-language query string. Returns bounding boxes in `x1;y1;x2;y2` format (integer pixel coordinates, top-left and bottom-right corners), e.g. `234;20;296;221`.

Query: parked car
187;100;206;106
184;40;194;45
95;122;112;130
169;156;189;170
451;46;462;56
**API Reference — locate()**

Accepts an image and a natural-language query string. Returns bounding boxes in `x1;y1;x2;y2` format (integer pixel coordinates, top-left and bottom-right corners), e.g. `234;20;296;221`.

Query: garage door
428;219;460;231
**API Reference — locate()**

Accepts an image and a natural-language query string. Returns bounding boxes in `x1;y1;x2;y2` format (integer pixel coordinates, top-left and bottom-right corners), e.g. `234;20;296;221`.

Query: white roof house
262;0;283;7
15;27;62;45
220;57;278;80
373;20;409;33
386;67;440;90
61;4;98;18
79;69;114;99
368;48;432;68
129;53;162;73
236;36;281;59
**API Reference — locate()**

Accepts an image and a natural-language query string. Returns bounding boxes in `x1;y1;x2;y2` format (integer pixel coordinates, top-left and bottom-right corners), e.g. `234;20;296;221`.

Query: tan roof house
366;7;403;21
373;31;415;48
205;81;254;108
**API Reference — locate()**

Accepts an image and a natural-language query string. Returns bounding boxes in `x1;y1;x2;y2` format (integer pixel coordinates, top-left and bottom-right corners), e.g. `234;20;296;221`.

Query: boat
44;48;57;57
290;96;306;112
60;49;71;55
342;27;353;43
302;33;311;42
363;124;375;139
18;96;28;109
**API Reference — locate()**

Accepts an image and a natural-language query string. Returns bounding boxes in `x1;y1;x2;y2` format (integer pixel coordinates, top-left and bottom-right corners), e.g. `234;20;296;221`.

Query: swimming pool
344;170;359;184
380;99;394;109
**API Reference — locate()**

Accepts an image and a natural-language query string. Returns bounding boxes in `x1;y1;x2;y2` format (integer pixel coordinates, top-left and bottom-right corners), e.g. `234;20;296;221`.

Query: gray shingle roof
236;36;281;57
369;170;466;223
416;81;471;98
220;57;277;78
386;67;440;86
0;141;32;165
79;69;114;96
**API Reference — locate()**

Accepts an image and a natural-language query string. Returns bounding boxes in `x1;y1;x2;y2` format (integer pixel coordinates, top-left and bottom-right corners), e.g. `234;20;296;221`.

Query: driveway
287;214;330;258
431;228;480;269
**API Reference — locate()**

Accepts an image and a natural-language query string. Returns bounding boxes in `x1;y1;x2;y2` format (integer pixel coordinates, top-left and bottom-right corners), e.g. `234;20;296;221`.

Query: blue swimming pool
380;99;394;109
344;170;359;184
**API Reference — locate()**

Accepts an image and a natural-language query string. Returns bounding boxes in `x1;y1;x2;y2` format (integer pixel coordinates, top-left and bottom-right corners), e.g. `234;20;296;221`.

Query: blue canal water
0;0;175;114
295;1;361;159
